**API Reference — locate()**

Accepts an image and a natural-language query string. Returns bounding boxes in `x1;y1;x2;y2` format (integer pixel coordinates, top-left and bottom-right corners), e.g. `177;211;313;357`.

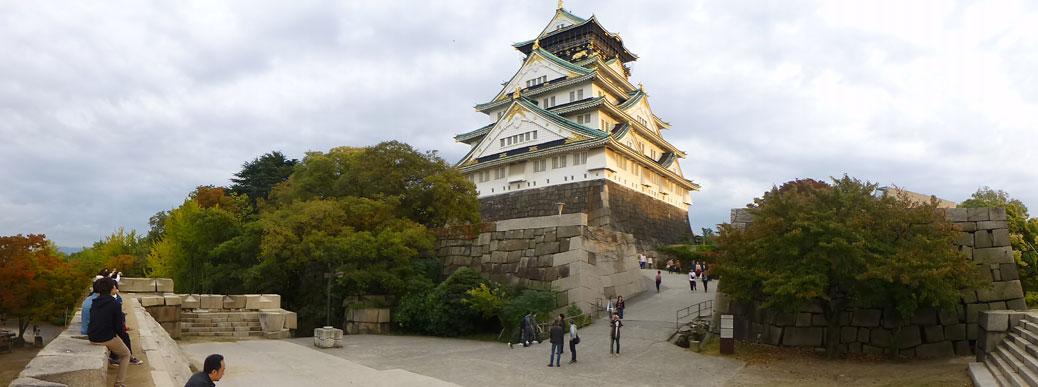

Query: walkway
181;268;742;387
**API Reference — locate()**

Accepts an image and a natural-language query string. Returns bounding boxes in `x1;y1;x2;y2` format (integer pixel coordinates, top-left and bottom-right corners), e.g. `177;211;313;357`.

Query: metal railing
675;299;713;328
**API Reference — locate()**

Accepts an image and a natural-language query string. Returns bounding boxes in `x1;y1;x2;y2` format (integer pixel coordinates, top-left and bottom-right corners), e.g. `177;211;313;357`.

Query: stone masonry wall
434;213;646;313
714;207;1024;358
477;179;691;258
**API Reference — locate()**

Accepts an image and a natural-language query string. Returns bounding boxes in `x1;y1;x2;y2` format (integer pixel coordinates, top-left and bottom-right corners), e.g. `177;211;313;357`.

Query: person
548;320;564;367
81;280;117;365
666;259;675;273
689;270;697;292
112;282;143;365
185;353;226;386
639;254;646;269
609;313;623;356
567;319;579;364
616;296;625;320
701;271;710;293
695;262;702;277
530;313;543;344
656;271;662;293
606;296;615;317
88;277;130;387
510;312;529;348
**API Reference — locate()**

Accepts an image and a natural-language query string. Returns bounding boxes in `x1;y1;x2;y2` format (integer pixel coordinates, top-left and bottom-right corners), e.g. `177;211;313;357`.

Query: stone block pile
436;213;645;313
716;207;1025;358
313;326;343;348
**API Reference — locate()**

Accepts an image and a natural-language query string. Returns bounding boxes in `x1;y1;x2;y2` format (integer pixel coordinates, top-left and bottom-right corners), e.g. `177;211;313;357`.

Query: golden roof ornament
533;39;540;50
558;0;563;10
639;83;644;91
513;85;521;100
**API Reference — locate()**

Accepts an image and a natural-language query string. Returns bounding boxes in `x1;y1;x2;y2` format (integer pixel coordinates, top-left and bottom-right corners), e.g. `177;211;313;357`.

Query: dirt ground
0;344;42;385
700;339;974;387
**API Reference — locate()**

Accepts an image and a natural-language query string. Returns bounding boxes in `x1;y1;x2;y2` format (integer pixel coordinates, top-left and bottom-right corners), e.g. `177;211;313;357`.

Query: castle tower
454;5;699;254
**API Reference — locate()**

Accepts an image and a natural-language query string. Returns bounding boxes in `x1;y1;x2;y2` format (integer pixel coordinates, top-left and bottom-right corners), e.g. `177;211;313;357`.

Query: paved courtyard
182;270;741;387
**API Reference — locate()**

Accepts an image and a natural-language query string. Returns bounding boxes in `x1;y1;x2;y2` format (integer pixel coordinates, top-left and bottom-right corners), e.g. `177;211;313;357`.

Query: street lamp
324;271;344;327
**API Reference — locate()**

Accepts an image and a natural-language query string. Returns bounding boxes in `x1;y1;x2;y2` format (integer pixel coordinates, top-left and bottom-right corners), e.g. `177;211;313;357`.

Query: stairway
971;314;1038;387
180;311;265;337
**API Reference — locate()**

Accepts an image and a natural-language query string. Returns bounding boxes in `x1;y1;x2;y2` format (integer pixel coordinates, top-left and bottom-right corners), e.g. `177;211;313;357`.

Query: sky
2;0;1037;248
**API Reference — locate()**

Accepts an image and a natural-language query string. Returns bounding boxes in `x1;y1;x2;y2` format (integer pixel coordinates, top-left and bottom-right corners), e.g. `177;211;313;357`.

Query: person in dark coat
88;277;130;386
185;353;225;387
609;313;623;356
547;320;564;367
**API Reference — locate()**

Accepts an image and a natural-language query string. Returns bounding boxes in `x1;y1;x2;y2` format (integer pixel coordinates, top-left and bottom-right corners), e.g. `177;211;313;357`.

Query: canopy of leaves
148;200;242;293
229;151;298;208
69;228;150;277
960;187;1038;291
395;267;494;336
715;176;983;355
0;234;90;338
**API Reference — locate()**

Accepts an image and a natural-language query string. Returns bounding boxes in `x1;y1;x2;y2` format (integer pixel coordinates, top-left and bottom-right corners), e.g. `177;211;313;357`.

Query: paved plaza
181;270;740;387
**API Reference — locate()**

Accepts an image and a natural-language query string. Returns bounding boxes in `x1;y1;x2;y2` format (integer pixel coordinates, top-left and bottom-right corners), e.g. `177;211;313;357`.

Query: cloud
1;0;1036;246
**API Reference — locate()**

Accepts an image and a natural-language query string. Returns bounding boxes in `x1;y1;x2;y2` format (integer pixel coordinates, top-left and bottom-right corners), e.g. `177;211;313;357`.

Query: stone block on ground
163;294;182;306
140;296;164;307
978;310;1011;331
313;326;343;348
200;295;223;309
244;294;262;309
284;311;298;329
117;277;155;293
223;295;246;309
259;309;286;332
264;329;291;339
259;294;281;309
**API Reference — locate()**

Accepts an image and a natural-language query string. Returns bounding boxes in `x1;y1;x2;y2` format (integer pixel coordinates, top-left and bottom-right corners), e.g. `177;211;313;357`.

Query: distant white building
454;4;699;211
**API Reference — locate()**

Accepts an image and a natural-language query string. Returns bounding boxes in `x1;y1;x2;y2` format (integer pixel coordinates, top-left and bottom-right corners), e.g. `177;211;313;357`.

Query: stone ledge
16;311;107;387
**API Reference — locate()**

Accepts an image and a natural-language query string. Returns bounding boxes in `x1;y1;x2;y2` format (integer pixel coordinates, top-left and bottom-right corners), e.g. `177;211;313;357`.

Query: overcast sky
2;0;1037;248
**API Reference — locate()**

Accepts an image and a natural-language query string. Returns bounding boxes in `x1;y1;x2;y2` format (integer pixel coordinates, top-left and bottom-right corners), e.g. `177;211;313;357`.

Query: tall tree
148;200;241;293
960;187;1038;291
68;228;150;277
0;234;89;340
715;176;983;357
229;151;298;208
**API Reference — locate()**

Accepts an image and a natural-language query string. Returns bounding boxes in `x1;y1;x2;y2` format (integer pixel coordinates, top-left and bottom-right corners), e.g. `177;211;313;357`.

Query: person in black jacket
609;313;623;356
185;354;226;387
547;320;564;367
88;277;130;386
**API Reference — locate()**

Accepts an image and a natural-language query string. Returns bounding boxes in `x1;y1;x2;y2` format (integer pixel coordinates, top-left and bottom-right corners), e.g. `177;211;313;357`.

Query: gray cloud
1;0;1036;247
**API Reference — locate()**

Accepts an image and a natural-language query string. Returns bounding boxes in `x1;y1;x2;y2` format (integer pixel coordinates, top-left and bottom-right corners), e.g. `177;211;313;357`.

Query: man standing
548;321;564;367
689;270;697;292
639;254;646;269
656;271;662;293
185;354;226;386
88;278;130;387
702;271;710;293
609;313;623;356
568;319;579;364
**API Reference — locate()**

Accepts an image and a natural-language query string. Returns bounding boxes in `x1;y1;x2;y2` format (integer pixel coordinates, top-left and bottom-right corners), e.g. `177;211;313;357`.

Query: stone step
970;361;1001;387
1002;337;1038;376
991;350;1027;387
1026;314;1038;325
1010;327;1038;352
996;345;1038;387
1023;321;1038;336
984;358;1010;387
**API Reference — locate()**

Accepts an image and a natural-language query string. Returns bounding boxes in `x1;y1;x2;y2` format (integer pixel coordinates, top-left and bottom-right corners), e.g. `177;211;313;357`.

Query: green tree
69;228;150;277
229;151;298;209
960;187;1038;291
148;200;242;293
715;176;982;357
272;141;480;227
395;267;493;336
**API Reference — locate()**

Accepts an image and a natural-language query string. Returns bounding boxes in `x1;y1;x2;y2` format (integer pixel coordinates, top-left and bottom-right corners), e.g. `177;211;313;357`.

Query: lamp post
325;271;344;327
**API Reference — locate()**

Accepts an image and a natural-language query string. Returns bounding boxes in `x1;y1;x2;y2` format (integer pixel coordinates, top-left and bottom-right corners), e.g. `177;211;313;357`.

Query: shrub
394;267;494;336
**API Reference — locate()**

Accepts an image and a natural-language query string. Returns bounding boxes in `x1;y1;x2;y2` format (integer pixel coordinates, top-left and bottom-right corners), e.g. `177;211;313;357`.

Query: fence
675;299;713;328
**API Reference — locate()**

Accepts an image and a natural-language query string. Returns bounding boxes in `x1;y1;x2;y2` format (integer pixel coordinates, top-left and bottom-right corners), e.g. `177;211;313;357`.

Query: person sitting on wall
88;278;131;387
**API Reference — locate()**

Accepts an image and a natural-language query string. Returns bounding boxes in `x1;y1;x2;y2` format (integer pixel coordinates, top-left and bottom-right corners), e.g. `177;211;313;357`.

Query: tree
271;141;480;227
0;235;89;340
229;151;298;208
715;176;983;357
69;228;150;277
960;187;1038;291
148;200;241;293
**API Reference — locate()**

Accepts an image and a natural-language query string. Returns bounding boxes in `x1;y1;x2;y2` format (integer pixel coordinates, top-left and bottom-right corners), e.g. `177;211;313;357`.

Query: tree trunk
18;317;30;340
824;302;841;358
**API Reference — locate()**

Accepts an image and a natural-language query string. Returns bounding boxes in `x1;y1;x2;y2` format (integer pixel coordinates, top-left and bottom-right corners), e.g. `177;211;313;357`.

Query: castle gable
457;99;605;166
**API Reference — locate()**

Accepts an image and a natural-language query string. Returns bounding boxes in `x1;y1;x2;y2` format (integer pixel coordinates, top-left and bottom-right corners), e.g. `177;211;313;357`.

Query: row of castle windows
500;131;537;147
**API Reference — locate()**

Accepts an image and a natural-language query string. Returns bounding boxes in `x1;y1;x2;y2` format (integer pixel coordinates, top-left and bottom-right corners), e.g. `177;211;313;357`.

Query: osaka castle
453;3;699;251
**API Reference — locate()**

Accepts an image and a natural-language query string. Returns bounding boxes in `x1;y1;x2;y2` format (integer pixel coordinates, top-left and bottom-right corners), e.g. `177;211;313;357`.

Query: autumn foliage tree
0;234;90;340
714;176;983;357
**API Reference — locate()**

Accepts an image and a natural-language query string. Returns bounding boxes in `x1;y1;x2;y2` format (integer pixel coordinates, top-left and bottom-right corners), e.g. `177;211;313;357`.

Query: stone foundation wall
434;213;646;313
715;207;1024;358
477;180;692;258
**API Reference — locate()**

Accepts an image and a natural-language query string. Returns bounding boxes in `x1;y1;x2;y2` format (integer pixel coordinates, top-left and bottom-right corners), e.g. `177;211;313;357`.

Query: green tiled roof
611;123;631;140
659;152;677;168
454;122;494;142
535;47;592;75
617;89;644;110
518;97;608;138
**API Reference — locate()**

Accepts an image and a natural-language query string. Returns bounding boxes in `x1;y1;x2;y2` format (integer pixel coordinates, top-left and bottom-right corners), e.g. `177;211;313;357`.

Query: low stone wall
715;207;1024;358
11;310;107;387
435;213;645;313
975;310;1037;361
131;289;297;340
344;308;391;335
130;296;194;387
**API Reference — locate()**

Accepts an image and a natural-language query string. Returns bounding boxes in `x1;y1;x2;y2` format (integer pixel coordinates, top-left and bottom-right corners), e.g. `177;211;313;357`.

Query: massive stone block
976;280;1024;302
851;309;881;327
118;277;154;293
782;327;823;347
974;247;1013;264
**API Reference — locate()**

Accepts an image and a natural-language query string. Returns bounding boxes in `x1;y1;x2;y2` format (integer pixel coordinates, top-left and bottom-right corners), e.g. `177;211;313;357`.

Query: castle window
534;159;547;172
573;151;587;166
552;156;566;169
494;167;506;180
500;139;505;147
479;170;490;182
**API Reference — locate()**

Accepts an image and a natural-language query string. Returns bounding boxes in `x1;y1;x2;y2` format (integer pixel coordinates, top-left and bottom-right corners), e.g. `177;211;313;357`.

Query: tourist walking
568;319;579;363
639;254;646;269
689;270;697;292
655;271;662;293
609;313;623;356
694;261;702;277
88;278;130;387
185;353;226;386
548;320;564;367
702;273;710;293
606;296;615;316
616;296;625;319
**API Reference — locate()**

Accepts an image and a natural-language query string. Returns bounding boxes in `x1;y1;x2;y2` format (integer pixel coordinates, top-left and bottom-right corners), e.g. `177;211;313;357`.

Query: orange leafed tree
0;234;89;340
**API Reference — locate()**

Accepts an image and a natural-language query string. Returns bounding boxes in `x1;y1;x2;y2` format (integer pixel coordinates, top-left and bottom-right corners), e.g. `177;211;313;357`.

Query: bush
566;304;590;327
394;267;494;336
499;288;557;339
1026;291;1038;309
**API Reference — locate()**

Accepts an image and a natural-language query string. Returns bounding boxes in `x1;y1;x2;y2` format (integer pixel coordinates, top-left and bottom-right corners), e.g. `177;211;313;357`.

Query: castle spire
558;0;563;10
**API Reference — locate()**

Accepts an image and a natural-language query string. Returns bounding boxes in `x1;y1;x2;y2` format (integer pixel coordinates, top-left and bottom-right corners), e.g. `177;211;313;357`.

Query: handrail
675;299;713;328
